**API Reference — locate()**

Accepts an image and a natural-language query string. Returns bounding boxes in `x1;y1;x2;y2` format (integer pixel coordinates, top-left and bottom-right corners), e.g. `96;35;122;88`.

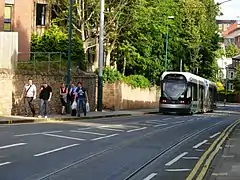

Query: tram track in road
123;121;224;180
36;118;206;180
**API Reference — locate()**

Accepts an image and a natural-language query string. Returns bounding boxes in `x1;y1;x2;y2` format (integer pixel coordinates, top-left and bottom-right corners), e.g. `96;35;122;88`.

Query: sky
215;0;240;20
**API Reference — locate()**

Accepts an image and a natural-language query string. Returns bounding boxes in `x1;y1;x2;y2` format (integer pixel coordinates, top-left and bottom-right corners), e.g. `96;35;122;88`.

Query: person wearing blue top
68;83;77;105
74;81;89;117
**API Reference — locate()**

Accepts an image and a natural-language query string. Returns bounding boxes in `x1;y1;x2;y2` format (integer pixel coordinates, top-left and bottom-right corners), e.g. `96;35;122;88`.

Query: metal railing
17;52;66;73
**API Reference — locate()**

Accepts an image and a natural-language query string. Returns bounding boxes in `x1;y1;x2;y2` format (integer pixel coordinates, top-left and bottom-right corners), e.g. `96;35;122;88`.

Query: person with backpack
74;82;89;117
22;79;37;117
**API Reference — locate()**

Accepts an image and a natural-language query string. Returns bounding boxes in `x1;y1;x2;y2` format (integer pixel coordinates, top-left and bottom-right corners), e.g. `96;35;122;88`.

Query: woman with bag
59;83;68;115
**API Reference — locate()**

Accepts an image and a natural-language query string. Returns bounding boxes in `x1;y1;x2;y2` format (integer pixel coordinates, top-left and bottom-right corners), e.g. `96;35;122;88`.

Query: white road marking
165;152;188;166
127;127;147;133
43;133;86;141
34;144;80;157
187;118;196;122
221;155;235;158
145;121;160;124
91;134;118;141
148;120;166;123
182;157;199;160
0;143;27;150
195;149;205;152
142;173;158;180
77;127;92;130
193;140;208;149
70;130;106;136
129;123;153;127
210;132;221;139
225;144;235;148
98;127;124;132
165;169;191;172
14;131;63;137
172;121;185;124
0;162;11;167
154;123;168;127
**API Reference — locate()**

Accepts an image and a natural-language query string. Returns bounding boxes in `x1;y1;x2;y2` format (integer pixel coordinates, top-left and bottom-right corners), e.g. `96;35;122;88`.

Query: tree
225;43;240;58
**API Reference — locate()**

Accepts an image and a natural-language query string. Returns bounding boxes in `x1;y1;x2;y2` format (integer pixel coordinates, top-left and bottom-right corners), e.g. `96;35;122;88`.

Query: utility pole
97;0;105;111
164;16;174;71
66;0;73;114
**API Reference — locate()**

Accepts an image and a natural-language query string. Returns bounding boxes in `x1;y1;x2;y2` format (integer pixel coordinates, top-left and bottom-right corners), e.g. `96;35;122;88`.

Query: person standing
22;79;37;117
38;82;52;118
68;83;77;105
59;83;68;115
74;82;89;117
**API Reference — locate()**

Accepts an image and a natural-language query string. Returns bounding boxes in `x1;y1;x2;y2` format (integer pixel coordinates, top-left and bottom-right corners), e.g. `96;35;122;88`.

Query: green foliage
31;25;86;70
102;67;122;83
233;65;240;92
225;44;240;58
49;0;222;83
123;75;151;89
216;81;224;92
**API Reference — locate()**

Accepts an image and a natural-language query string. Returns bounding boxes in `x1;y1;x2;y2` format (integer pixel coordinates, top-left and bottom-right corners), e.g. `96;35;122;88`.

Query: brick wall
0;69;13;115
12;71;97;115
103;82;160;110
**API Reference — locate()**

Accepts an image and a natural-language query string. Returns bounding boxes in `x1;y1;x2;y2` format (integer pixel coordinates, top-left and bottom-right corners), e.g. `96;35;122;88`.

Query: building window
36;3;47;26
4;4;13;31
229;72;234;79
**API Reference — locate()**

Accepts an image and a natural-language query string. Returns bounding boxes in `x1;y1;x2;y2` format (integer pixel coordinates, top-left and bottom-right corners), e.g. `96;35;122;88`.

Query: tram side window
187;86;191;98
192;83;198;101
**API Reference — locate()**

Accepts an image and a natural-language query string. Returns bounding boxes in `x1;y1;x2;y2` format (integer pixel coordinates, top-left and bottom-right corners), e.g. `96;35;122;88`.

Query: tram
159;72;217;114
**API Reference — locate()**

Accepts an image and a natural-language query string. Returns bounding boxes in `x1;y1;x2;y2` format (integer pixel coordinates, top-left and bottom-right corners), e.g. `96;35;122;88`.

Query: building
223;20;240;48
0;0;51;60
217;20;236;36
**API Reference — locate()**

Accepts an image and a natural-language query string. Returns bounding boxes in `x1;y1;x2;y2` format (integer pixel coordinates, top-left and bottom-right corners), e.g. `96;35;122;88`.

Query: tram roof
161;71;216;86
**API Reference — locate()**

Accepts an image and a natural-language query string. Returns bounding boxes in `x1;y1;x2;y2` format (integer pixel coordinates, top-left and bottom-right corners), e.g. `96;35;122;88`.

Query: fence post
48;52;51;72
34;52;36;74
59;52;62;73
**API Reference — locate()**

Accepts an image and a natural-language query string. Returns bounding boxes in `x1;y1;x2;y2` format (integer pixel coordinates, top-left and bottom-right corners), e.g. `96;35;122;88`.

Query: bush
123;75;151;89
101;67;122;83
31;25;86;70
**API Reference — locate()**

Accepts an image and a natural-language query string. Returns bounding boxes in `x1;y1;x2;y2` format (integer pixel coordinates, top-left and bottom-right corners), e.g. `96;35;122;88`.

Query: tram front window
163;81;186;99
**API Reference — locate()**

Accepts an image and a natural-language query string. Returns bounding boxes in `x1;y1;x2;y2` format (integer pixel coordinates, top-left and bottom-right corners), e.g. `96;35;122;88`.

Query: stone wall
103;82;160;110
12;70;96;115
0;69;13;115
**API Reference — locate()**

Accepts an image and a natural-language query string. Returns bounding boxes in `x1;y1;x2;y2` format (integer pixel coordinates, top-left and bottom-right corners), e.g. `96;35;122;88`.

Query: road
0;105;239;180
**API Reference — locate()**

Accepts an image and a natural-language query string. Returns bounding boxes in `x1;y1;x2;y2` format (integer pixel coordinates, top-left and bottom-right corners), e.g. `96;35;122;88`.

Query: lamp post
97;0;105;111
164;16;174;71
66;0;73;114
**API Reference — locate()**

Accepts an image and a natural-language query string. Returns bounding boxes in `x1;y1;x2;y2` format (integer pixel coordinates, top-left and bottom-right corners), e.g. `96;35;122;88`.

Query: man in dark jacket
38;83;52;118
74;82;88;117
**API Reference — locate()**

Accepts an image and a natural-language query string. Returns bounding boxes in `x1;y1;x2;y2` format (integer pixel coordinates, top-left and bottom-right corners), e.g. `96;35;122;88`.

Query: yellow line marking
186;120;240;180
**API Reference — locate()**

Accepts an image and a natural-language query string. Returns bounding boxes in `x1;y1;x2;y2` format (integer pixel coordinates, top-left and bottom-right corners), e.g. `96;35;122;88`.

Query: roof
232;54;240;61
161;71;216;86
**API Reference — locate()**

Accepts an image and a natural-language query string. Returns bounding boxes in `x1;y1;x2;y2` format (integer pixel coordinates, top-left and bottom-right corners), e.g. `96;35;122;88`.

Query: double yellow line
186;119;240;180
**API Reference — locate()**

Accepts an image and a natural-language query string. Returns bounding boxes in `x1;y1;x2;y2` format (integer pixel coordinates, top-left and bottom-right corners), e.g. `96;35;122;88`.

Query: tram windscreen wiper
163;90;173;101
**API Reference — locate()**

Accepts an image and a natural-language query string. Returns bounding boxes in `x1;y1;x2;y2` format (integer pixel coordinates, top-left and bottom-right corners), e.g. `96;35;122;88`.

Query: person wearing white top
22;79;37;117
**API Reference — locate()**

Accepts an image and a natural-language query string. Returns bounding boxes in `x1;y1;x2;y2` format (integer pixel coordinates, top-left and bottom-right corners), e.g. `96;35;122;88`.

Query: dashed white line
70;130;106;136
34;144;79;157
210;132;221;139
172;121;185;124
165;169;191;172
221;155;235;158
148;120;166;123
91;134;118;141
98;127;124;132
154;123;168;127
182;157;199;160
77;127;92;130
142;173;158;180
165;152;188;166
195;149;205;152
225;144;235;148
127;127;147;133
193;140;208;149
0;143;27;150
43;133;86;141
0;162;11;167
14;131;63;137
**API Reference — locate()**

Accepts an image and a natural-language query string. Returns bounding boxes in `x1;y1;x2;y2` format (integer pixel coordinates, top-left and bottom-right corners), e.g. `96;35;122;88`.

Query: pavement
0;104;239;180
206;122;240;180
0;108;159;124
